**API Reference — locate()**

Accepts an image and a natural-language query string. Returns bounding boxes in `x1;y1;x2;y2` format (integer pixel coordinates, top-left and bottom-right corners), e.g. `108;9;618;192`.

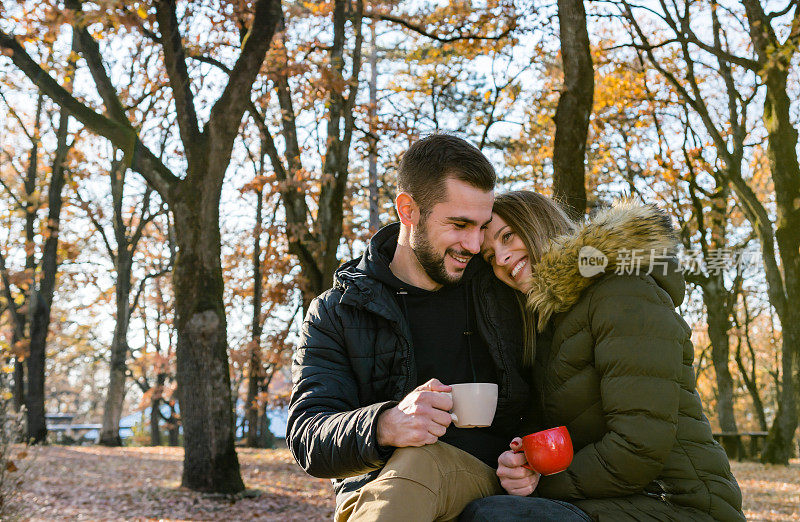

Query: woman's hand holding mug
498;426;574;496
497;439;541;496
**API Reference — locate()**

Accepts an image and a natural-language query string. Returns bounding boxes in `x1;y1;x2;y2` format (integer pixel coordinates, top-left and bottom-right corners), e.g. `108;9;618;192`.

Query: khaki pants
335;442;503;522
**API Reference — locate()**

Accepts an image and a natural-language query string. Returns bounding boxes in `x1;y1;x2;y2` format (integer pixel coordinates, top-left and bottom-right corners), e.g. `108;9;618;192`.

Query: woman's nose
496;249;511;266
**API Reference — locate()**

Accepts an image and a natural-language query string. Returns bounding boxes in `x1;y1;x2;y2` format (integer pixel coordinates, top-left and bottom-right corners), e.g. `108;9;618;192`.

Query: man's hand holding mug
376;378;500;447
376;378;454;447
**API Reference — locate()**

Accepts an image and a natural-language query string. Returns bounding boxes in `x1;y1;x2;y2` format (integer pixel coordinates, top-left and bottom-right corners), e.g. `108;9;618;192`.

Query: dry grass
15;446;799;521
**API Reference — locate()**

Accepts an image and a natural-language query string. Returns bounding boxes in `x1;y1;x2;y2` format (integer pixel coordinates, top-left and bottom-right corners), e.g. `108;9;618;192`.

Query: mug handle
442;392;458;424
511;442;536;472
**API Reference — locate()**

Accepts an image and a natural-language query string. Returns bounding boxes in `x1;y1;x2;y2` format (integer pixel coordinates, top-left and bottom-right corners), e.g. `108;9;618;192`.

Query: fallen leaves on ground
16;446;799;521
19;445;334;521
732;459;800;521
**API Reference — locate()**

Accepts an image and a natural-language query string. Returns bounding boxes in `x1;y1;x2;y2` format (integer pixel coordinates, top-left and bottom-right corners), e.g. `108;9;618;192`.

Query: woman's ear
395;192;419;226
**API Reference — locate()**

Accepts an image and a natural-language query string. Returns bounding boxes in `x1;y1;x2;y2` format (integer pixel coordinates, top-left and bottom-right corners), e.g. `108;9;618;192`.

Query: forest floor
12;445;800;521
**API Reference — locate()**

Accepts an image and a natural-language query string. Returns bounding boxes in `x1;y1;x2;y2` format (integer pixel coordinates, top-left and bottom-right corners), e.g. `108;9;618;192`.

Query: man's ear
395;192;419;226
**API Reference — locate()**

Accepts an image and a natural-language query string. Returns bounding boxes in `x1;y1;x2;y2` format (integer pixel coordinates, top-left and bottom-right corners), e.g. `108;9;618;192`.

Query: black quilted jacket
286;223;531;505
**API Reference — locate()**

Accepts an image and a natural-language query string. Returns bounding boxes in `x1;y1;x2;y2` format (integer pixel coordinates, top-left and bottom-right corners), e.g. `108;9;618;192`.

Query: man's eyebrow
446;216;478;225
493;224;510;241
447;216;494;226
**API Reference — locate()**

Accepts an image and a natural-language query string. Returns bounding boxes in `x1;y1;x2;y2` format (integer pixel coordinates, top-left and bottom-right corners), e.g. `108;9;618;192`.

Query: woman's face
481;213;532;293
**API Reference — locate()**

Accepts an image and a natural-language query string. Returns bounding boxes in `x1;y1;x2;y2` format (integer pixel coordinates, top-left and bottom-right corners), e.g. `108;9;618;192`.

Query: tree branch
0;30;180;197
0;175;24;211
66;0;131;125
74;189;117;263
129;267;172;322
0;88;34;142
204;0;282;172
768;0;798;20
0;250;24;340
366;12;514;43
154;0;201;153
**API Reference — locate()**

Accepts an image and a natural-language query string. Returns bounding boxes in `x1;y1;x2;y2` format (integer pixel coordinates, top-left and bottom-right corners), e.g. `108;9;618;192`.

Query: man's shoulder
306;267;389;321
306;286;345;322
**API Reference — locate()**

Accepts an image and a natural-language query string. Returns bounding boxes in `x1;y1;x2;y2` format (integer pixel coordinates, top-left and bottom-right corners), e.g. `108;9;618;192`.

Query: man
287;135;587;521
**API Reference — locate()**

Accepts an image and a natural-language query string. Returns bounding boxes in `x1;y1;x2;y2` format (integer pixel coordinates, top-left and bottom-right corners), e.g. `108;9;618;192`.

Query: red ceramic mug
513;426;573;475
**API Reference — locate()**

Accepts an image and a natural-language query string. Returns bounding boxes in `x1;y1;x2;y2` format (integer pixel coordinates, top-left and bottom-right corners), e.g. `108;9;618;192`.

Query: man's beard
411;217;471;287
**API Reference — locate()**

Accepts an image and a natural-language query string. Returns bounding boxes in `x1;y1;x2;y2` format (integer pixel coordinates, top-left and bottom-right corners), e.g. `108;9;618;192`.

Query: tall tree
249;0;364;310
552;0;593;218
77;159;166;446
0;34;76;442
0;0;281;490
620;0;800;463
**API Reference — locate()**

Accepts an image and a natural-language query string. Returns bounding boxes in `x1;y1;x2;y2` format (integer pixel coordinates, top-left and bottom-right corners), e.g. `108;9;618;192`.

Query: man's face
410;178;494;287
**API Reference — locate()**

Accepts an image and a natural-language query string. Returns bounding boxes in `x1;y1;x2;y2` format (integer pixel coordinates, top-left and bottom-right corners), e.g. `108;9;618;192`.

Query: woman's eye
502;232;513;243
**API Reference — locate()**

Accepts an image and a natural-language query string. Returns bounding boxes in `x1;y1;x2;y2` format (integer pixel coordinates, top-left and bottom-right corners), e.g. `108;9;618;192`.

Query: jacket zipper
474;283;511;400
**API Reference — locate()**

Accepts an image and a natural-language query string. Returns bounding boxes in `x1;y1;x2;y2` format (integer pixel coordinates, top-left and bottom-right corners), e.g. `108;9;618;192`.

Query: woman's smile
481;213;532;292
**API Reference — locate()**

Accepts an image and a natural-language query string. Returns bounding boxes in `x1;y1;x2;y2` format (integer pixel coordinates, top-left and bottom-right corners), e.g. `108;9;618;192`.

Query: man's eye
453;223;467;229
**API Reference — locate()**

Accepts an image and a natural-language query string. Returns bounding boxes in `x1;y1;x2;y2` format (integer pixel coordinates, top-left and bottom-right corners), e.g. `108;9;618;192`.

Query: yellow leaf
137;7;148;19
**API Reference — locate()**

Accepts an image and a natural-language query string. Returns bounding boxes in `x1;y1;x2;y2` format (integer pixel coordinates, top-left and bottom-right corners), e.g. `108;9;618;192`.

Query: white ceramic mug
444;383;498;428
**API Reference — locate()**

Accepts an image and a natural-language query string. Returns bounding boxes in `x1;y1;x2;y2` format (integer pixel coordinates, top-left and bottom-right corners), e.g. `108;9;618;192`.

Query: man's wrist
376;407;395;447
373;401;399;449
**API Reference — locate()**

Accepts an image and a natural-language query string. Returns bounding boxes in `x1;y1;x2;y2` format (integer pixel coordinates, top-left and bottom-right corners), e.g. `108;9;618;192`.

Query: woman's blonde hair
492;190;577;366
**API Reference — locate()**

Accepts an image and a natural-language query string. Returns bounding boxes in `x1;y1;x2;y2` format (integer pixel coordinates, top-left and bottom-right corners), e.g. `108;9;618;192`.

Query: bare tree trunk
734;296;768;431
150;397;162;446
27;93;72;444
552;0;593;219
705;283;742;457
99;253;131;446
739;0;800;464
368;19;380;234
258;410;274;448
21;93;42;444
99;164;141;446
168;406;180;447
245;189;263;448
12;360;24;413
173;183;243;491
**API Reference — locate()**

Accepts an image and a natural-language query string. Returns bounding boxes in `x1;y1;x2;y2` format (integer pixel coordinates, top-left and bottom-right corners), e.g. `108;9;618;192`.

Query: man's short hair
397;134;496;216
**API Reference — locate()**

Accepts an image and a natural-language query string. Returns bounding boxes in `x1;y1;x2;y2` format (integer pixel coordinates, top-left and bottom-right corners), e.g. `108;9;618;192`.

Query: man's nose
463;229;482;254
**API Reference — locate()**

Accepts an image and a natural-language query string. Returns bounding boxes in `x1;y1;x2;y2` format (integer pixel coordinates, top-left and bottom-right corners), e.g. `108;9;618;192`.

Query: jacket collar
526;200;685;331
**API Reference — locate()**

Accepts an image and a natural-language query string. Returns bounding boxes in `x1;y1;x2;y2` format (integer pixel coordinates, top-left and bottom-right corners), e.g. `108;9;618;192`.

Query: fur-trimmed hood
526;200;684;331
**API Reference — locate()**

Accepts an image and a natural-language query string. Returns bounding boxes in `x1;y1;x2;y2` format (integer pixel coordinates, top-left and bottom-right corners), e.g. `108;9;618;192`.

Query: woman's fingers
509;437;523;450
498;449;528;469
500;471;541;496
497;448;540;496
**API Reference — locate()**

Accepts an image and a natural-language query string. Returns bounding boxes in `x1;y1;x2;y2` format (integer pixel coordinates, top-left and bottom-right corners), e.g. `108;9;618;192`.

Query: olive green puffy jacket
526;201;744;521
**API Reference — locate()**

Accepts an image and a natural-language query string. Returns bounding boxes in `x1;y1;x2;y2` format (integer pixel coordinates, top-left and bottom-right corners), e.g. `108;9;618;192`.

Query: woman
464;191;744;521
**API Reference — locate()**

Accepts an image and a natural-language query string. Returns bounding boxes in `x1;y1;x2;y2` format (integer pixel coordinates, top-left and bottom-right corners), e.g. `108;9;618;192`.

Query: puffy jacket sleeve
537;275;685;500
286;291;397;479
